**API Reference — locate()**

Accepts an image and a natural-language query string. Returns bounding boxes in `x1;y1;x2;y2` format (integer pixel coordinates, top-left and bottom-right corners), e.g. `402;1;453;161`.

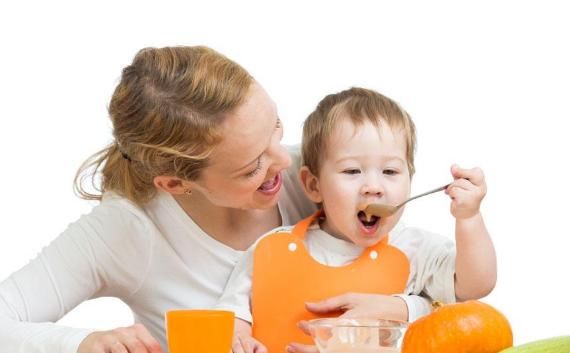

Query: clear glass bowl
307;318;407;353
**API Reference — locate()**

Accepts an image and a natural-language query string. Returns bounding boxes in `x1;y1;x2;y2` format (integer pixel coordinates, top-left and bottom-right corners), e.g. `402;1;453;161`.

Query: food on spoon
358;203;397;221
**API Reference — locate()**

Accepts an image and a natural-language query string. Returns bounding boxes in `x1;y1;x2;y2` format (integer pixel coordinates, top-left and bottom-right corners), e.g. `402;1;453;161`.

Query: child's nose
360;175;385;196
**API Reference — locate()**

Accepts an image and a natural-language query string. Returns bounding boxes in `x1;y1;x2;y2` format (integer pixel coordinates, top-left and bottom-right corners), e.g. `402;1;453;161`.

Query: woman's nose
267;143;292;174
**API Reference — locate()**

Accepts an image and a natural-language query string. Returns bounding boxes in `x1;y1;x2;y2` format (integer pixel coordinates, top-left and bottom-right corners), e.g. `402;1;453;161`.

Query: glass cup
165;309;234;353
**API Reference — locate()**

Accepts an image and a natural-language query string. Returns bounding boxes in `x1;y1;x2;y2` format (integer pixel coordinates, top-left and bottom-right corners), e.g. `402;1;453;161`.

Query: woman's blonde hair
74;46;253;205
302;87;417;177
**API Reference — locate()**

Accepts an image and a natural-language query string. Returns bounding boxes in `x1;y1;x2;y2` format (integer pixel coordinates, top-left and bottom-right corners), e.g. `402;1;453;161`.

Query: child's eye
343;169;361;175
383;169;398;176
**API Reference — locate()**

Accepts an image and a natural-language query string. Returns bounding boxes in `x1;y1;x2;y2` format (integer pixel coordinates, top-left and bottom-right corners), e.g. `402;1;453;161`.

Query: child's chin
355;235;383;247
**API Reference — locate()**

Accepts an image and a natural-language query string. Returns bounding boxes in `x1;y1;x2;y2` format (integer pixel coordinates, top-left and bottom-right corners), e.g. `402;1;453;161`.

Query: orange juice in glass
165;309;234;353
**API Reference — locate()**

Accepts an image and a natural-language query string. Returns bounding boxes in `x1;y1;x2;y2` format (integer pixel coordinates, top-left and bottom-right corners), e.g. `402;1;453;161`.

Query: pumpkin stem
432;300;444;310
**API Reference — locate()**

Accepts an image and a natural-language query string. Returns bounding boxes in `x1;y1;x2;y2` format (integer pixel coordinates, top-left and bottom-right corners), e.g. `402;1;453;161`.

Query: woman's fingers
78;324;164;353
305;293;355;313
109;341;129;353
131;323;163;353
122;336;149;353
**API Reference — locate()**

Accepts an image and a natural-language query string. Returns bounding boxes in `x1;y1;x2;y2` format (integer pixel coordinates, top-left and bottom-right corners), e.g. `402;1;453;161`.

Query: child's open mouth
357;211;380;232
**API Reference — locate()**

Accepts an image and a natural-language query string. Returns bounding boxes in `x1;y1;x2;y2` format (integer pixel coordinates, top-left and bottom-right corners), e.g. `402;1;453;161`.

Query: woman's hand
306;293;408;321
77;323;163;353
232;318;267;353
285;293;408;353
446;164;487;219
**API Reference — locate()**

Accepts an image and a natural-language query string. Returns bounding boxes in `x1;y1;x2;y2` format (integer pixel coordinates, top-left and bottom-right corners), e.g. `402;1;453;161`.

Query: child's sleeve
216;245;255;323
410;230;456;304
393;226;457;305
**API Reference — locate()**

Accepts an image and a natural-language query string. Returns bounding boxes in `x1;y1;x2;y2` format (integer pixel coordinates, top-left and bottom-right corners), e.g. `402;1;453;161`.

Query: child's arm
447;164;497;301
216;246;267;353
232;318;267;353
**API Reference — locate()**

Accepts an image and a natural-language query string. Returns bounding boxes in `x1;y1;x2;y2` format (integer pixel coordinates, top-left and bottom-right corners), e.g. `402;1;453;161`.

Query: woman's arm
0;200;159;353
287;293;433;353
303;293;432;322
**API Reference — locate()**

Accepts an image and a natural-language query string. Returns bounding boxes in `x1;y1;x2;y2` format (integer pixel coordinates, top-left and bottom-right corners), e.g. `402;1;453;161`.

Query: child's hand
445;164;487;219
232;318;267;353
286;341;319;353
232;335;267;353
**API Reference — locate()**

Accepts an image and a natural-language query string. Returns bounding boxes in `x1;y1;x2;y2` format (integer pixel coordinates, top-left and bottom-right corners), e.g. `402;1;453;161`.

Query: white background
1;0;569;346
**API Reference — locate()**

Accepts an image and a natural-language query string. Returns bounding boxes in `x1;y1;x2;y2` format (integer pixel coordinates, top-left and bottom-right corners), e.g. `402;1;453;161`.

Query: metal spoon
360;184;450;219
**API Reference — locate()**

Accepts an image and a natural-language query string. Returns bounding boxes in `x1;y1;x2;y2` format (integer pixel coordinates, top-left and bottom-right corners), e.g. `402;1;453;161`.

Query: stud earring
184;189;192;195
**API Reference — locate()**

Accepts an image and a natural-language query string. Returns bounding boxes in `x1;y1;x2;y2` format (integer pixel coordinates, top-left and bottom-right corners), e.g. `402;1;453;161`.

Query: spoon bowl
361;184;449;219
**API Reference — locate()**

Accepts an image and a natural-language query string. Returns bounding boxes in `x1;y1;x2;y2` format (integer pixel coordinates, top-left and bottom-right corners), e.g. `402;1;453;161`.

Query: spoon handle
399;184;450;207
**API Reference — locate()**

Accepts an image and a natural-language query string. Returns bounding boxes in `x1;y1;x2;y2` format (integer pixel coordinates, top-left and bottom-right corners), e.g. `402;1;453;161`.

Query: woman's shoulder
279;145;318;225
55;193;159;296
97;192;151;224
75;192;157;246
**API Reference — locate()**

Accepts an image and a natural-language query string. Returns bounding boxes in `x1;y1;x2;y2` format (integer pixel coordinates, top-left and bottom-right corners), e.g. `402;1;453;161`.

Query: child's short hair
301;87;417;177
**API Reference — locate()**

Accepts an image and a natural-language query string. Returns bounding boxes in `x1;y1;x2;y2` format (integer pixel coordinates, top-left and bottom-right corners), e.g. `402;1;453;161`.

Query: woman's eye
343;169;361;175
245;158;262;178
383;169;398;175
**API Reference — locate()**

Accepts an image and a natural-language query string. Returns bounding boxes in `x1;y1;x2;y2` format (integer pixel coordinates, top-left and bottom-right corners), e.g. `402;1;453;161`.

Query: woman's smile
257;173;282;196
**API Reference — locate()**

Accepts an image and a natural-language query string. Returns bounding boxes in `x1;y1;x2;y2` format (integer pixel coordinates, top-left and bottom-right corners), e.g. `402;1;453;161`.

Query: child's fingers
232;339;246;353
254;346;268;353
451;165;485;186
252;338;268;353
238;336;257;353
297;320;312;336
287;342;320;353
447;178;476;193
446;185;469;202
448;180;485;202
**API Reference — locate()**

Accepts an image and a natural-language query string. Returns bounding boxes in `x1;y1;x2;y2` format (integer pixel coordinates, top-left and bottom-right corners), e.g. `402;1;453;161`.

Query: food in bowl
307;318;407;353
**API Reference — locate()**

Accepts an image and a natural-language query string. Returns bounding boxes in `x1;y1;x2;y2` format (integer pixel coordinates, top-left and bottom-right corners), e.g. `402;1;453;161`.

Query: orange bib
251;211;410;352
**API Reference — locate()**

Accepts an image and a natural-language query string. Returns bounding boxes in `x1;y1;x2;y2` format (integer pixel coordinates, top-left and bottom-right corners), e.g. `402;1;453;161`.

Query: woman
0;46;316;353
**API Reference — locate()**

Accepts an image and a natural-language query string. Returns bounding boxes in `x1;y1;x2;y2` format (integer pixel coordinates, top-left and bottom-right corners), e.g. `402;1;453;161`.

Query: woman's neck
173;192;281;251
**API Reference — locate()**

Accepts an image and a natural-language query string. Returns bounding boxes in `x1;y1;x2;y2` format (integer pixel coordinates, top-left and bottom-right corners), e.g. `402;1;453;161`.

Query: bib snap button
370;250;378;260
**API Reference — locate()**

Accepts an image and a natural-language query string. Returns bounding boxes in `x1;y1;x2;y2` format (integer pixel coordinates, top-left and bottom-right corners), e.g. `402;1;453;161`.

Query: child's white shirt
217;222;456;323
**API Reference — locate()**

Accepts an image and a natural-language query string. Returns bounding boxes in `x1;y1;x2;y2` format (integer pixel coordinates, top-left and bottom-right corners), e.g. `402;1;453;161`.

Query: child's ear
299;166;323;203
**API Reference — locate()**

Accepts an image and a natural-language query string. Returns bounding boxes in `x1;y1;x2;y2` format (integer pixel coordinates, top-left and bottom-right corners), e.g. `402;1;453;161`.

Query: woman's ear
299;166;323;203
153;175;191;195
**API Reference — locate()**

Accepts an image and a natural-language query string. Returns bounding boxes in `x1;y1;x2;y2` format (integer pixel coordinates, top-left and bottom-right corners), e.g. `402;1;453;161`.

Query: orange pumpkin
402;300;513;353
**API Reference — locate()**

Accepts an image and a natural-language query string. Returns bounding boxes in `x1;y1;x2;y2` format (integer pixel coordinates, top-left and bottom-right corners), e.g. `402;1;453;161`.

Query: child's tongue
358;211;379;227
